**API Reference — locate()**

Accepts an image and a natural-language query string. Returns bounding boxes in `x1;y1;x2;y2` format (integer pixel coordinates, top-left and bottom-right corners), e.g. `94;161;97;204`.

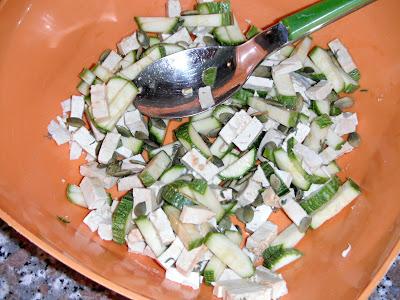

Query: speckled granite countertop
0;220;398;300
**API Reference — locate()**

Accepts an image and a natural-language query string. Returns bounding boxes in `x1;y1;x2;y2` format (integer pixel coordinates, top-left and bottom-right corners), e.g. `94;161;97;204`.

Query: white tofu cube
293;143;323;171
281;197;309;227
69;141;82;160
149;208;175;245
60;98;71;114
124;109;149;136
237;180;262;207
98;132;121;164
328;38;357;73
222;188;233;200
167;0;182;17
126;228;146;253
101;50;123;72
332;112;358;136
294;123;311;144
176;245;207;276
246;221;278;256
217;269;242;283
90;84;109;120
98;224;113;240
305;80;333;101
115;146;132;158
83;203;112;232
131;188;157;217
88;118;106;141
213;279;256;298
273;56;303;75
143;245;156;258
164;27;192;44
157;237;184;269
243;247;257;263
225;285;272;300
243;76;274;91
262;188;280;208
246;205;272;232
79;162;118;189
253;266;288;300
198;86;215;109
79;177;109;210
233;117;263;151
117;33;140;55
128;241;146;254
72;127;98;157
165;268;201;290
179;206;216;224
181;148;219;182
219;110;253;144
47;120;70;145
319;142;353;165
117;175;143;191
271;223;305;248
69;95;85;131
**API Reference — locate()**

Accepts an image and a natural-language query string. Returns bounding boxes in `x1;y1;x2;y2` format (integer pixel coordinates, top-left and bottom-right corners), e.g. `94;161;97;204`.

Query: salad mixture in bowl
47;0;363;298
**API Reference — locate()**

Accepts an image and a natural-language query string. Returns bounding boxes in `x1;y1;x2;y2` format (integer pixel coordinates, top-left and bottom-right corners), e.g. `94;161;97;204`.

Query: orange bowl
0;0;399;299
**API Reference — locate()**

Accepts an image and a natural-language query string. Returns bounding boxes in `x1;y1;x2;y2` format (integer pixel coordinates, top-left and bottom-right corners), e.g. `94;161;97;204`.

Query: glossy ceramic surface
0;0;399;299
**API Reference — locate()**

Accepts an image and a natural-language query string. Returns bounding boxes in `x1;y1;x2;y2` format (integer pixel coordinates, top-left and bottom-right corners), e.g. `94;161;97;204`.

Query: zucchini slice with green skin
247;97;299;127
310;100;330;116
197;1;231;14
66;184;87;208
161;180;195;209
79;68;96;85
112;194;133;244
190;184;225;222
163;205;209;250
139;151;171;187
309;47;344;93
213;24;246;46
246;25;261;39
148;141;181;158
190;109;214;122
219;148;256;180
191;117;221;136
222;152;239;167
210;136;232;159
175;123;212;158
94;81;139;132
300;176;341;214
135;216;166;256
311;179;361;229
205;233;254;278
134;17;181;33
260;162;290;197
212;104;237;121
271;224;305;248
160;165;187;184
121;136;144;155
231;88;253;106
303;114;332;152
149;119;168;145
272;71;297;110
274;148;311;190
263;244;303;271
224;230;242;245
182;13;232;27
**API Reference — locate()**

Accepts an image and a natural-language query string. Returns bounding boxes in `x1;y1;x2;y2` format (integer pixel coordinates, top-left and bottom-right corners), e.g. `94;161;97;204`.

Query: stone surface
0;219;398;299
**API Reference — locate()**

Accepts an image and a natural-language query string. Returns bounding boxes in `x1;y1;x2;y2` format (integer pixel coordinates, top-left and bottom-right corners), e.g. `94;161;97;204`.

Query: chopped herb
57;215;70;224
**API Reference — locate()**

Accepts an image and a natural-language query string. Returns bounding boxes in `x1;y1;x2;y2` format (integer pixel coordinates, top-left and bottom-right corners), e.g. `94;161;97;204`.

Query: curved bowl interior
0;0;399;299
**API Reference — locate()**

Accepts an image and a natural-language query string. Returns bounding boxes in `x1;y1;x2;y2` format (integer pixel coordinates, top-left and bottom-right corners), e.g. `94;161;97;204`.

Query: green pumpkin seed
348;132;361;147
116;125;133;137
176;41;190;49
301;66;314;74
199;133;212;146
235;206;254;223
237;173;253;185
210;156;224;168
252;65;272;78
218;216;232;232
269;174;281;192
129;159;146;165
221;180;233;188
334;97;354;109
326;91;339;102
134;131;149;140
295;189;304;202
218;112;234;124
106;161;122;176
252;194;264;207
207;127;221;138
203;36;218;46
134;202;147;217
278;124;290;134
137;30;150;48
298;216;312;233
112;169;134;178
256;113;269;123
66;117;85;128
136;47;144;59
151;118;167;129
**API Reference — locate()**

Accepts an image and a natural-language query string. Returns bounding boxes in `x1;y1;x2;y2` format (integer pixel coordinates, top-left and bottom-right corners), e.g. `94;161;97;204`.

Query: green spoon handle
282;0;375;41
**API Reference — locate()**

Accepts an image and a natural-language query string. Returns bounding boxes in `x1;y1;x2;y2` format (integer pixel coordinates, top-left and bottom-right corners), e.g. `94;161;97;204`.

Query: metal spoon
134;0;375;118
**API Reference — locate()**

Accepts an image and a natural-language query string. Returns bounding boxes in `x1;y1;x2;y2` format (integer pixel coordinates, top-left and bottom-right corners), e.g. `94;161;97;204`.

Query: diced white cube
246;221;278;257
281;197;309;227
128;241;146;254
237;180;262;207
117;175;143;191
101;50;123;72
225;285;272;300
233;117;263;151
80;161;117;189
213;278;255;298
222;188;233;200
328;38;357;73
176;245;207;276
219;110;253;144
90;84;109;120
246;205;273;232
293;143;323;171
69;95;85;131
243;76;274;91
98;132;121;164
305;80;333;101
144;245;156;258
273;56;303;75
72;127;98;157
60;98;71;114
131;188;157;217
253;266;288;300
125;109;149;136
83;204;112;232
126;228;146;253
179;206;216;224
157;237;184;269
69;141;82;160
181;148;219;182
332;112;358;136
262;188;280;208
274;169;293;188
47;120;70;145
167;0;182;17
117;33;140;55
198;86;215;109
79;177;109;210
149;208;175;245
115;146;132;158
165;268;201;290
98;224;112;240
218;269;242;283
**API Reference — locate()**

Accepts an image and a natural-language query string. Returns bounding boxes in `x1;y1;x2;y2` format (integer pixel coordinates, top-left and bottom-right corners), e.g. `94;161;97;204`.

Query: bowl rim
1;208;399;299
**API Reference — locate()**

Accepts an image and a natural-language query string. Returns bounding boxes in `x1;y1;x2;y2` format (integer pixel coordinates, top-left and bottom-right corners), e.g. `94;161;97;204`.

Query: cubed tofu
60;98;71;114
72;127;98;157
167;0;182;18
101;50;123;72
83;203;112;232
149;208;175;245
117;33;140;55
305;80;333;101
124;109;149;136
252;165;270;188
253;266;288;300
117;175;144;191
273;56;303;75
179;206;216;224
198;86;215;109
243;247;257;263
246;221;278;256
271;223;305;248
98;132;121;164
69;95;85;131
88;118;106;141
157;237;185;269
69;141;83;160
243;76;274;91
181;148;219;182
213;279;258;298
237;180;262;207
90;84;109;120
165;268;201;290
80;161;118;189
219;110;253;144
47;120;70;145
281;197;309;227
262;188;280;208
131;188;157;217
293;143;323;171
98;224;113;241
217;269;242;283
164;27;192;44
143;245;156;258
126;228;146;253
233;117;263;151
80;177;109;210
332;112;358;136
225;285;272;300
176;245;207;276
115;146;132;158
328;38;357;73
222;188;233;200
246;204;273;232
